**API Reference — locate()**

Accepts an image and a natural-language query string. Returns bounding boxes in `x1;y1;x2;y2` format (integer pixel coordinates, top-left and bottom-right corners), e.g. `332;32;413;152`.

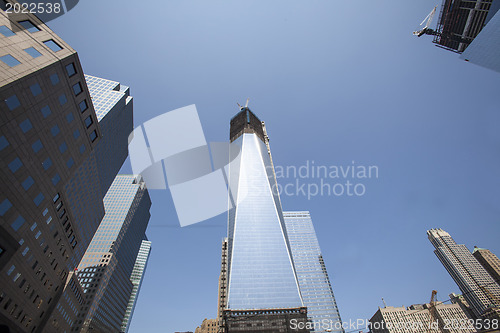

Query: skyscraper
84;75;134;198
0;7;109;332
120;238;152;333
473;247;500;288
427;229;500;319
224;107;308;332
283;211;343;333
76;175;151;333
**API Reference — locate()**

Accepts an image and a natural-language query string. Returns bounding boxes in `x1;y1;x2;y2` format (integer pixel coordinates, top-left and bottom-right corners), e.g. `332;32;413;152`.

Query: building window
66;158;74;169
0;54;21;67
50;73;59;85
11;215;26;231
79;100;88;112
30;83;42;96
19;119;33;133
0;25;15;37
89;130;98;142
5;95;20;110
42;157;52;170
22;176;34;191
58;94;67;105
65;63;76;77
0;198;12;216
8;157;22;173
79;144;86;154
34;193;44;207
73;129;80;139
84;116;93;128
18;20;40;33
7;265;15;275
51;125;60;136
59;142;67;153
52;174;60;185
24;47;42;58
66;113;74;123
72;82;82;95
40;105;51;118
0;136;9;151
43;39;63;52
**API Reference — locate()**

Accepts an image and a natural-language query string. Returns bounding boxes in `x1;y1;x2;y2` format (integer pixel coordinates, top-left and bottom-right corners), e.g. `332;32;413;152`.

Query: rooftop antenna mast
237;98;250;111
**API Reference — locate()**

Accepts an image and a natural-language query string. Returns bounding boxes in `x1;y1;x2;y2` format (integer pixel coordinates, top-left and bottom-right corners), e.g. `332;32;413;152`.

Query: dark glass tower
77;175;151;332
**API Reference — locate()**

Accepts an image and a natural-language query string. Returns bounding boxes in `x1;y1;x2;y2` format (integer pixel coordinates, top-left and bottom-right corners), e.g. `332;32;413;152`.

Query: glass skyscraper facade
226;108;303;311
76;175;151;332
85;75;134;197
283;211;343;333
121;238;152;333
428;229;500;319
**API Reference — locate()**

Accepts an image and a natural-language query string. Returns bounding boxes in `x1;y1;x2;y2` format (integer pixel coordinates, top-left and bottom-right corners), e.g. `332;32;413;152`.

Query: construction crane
413;6;438;37
428;290;450;333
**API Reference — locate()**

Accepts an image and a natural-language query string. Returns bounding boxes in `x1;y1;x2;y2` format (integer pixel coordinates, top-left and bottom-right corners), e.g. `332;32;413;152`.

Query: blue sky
50;1;500;332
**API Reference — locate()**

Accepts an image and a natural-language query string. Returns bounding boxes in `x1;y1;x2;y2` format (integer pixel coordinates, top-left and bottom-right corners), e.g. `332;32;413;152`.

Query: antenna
382;297;387;308
237;102;242;110
245;98;249;108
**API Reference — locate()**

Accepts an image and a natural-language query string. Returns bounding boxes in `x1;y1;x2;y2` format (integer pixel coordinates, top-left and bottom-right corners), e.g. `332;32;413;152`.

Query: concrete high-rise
120;238;152;333
473;247;500;288
283;211;343;333
223;107;308;332
369;302;476;333
0;5;121;332
76;175;151;333
428;229;500;319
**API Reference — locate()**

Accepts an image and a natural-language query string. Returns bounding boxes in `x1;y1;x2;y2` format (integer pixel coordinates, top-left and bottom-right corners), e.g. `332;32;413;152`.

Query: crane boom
413;5;438;37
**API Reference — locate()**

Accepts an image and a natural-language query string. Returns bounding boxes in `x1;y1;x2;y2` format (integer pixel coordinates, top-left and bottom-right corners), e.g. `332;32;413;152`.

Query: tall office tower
75;175;151;333
0;6;108;333
46;76;135;332
369;303;476;333
84;75;133;198
427;229;500;319
473;247;500;287
120;238;152;333
64;74;134;266
283;211;343;333
223;107;308;332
